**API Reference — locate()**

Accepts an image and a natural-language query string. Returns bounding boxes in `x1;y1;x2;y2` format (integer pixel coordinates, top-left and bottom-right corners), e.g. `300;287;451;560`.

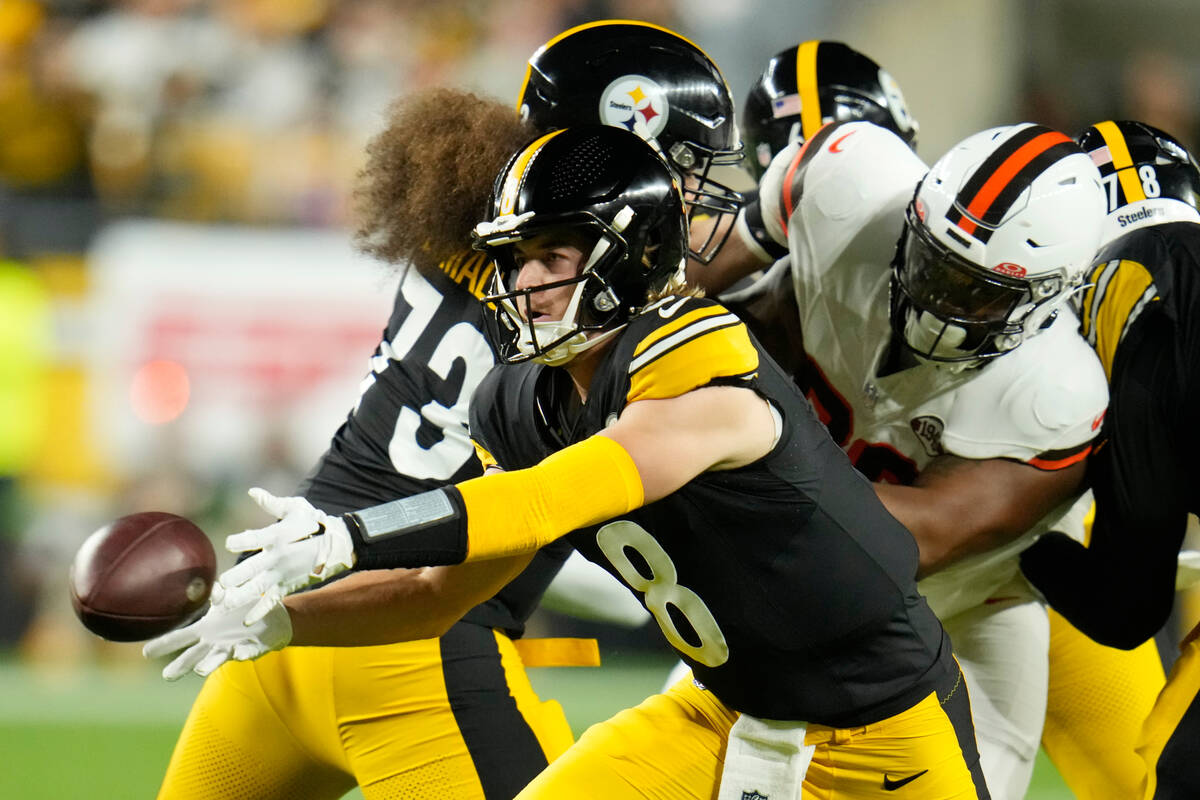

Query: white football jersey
776;121;1110;618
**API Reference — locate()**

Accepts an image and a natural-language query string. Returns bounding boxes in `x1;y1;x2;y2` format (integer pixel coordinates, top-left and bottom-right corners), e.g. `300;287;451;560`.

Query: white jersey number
596;520;730;667
389;320;493;479
357;271;493;480
1102;166;1161;213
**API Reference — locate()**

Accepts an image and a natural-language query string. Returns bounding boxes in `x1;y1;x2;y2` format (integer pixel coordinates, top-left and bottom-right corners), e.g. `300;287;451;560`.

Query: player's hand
756;139;803;247
142;594;292;681
218;488;356;623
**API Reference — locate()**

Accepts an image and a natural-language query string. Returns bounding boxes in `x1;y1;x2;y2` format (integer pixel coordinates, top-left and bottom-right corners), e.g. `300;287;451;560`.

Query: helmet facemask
477;210;636;366
669;139;745;263
890;204;1072;365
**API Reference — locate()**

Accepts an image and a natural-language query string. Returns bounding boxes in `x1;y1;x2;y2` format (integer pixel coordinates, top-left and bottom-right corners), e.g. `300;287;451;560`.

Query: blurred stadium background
1;0;1196;797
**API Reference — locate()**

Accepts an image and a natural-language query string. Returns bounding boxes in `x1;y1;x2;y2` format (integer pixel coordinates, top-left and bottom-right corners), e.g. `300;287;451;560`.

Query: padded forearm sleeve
459;434;644;561
346;435;644;569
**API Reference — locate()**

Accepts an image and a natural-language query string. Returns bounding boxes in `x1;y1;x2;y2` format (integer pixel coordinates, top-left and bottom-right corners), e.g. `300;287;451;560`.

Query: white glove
142;591;293;681
755;139;803;249
219;488;356;624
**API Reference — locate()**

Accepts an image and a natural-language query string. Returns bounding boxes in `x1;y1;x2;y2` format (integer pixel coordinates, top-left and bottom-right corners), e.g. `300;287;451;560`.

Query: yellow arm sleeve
458;434;644;561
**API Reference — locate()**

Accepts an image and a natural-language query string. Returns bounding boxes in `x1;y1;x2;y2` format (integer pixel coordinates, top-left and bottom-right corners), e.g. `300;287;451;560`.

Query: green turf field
0;652;1074;799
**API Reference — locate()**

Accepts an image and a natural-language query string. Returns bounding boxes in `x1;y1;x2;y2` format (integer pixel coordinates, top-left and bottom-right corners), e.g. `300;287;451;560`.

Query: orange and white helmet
890;123;1105;363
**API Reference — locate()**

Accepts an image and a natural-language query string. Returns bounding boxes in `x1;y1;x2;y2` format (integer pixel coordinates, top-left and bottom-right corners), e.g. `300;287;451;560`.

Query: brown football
69;511;216;642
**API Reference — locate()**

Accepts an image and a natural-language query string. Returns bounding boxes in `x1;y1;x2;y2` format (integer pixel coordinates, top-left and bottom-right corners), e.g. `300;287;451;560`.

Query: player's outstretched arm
875;453;1087;578
218;383;776;621
282;555;535;646
143;554;533;680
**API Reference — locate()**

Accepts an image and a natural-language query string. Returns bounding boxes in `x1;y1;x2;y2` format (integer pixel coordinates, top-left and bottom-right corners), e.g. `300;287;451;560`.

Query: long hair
353;88;535;275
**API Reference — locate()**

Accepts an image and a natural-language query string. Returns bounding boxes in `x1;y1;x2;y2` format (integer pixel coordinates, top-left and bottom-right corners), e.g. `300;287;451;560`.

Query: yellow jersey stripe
627;317;758;403
1095;120;1146;205
1086;258;1157;379
796;40;822;140
473;441;499;472
512;637;601;667
629;311;742;373
1082;259;1119;346
438;251;495;299
631;303;732;359
498;130;563;215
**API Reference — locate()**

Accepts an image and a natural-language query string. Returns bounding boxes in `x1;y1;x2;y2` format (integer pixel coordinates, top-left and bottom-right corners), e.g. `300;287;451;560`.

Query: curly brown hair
353;88;535;275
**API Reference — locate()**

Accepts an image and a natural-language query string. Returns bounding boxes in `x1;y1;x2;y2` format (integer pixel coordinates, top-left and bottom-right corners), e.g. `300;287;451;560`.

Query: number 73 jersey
766;121;1110;617
301;256;573;634
470;295;955;728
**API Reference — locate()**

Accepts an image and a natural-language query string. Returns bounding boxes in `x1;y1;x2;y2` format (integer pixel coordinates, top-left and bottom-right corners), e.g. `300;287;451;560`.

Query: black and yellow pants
157;622;574;799
518;665;989;799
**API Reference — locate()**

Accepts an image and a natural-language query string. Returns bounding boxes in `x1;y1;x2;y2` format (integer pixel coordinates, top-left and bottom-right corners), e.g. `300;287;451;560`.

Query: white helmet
890;123;1105;363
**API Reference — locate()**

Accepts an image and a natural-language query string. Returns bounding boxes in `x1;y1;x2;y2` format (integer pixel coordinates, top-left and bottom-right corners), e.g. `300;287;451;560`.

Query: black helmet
1075;120;1200;241
742;40;918;178
473;126;688;366
518;20;742;261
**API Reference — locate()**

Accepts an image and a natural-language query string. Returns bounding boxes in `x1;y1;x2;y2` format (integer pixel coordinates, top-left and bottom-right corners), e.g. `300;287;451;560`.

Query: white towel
716;713;815;800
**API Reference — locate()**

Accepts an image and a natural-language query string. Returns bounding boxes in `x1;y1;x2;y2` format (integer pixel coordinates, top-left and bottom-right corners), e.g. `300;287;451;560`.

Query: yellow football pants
157;622;574;799
1041;608;1164;799
1139;634;1200;798
517;666;988;799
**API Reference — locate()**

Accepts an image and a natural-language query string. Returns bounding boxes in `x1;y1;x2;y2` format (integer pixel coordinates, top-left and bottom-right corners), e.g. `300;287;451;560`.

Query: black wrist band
345;487;470;569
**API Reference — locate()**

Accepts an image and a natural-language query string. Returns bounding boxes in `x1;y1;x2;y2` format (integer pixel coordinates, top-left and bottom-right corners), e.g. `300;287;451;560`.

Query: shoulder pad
941;310;1109;464
1081;225;1175;378
771;121;927;280
765;122;913;243
625;296;758;403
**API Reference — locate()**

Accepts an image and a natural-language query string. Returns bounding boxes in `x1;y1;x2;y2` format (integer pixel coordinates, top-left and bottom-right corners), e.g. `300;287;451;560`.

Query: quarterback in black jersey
146;90;583;800
146;21;752;800
1018;121;1200;798
215;126;990;799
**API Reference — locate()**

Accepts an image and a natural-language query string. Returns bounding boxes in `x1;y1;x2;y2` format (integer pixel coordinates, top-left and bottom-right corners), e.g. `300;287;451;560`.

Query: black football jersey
470;295;953;725
1081;221;1200;383
300;254;570;636
1023;222;1200;646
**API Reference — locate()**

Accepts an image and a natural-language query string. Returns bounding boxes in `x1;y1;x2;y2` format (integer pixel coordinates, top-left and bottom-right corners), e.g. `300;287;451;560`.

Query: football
69;511;217;642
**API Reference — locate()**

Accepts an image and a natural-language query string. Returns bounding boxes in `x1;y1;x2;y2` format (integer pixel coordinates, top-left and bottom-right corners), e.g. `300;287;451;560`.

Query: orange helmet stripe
955;130;1072;237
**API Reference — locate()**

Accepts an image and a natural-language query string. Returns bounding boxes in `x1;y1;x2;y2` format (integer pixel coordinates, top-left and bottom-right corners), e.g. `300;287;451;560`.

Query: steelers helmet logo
599;75;670;140
878;68;914;133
